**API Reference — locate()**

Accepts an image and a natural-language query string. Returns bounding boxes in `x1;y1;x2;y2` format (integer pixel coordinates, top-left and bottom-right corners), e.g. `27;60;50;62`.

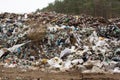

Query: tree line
41;0;120;19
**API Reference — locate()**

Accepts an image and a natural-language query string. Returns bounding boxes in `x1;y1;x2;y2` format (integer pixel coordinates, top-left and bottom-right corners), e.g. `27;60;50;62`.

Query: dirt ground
0;65;120;80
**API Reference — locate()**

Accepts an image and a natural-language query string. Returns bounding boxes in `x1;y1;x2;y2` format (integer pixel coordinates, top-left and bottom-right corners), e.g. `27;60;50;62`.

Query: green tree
41;0;120;18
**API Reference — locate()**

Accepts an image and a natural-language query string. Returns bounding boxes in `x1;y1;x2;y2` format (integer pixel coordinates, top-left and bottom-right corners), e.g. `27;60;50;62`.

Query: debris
0;12;120;73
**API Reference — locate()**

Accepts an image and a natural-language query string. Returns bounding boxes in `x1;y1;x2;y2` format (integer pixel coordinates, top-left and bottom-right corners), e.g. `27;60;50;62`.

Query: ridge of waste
0;12;120;73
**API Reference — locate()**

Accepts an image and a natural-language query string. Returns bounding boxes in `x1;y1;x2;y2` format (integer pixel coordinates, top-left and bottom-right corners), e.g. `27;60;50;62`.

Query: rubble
0;12;120;73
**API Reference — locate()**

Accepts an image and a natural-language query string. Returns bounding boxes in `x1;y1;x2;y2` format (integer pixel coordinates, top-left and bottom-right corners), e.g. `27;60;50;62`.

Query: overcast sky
0;0;55;13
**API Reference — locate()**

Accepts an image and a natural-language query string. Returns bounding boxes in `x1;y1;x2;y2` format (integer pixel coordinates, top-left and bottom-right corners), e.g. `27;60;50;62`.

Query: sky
0;0;55;13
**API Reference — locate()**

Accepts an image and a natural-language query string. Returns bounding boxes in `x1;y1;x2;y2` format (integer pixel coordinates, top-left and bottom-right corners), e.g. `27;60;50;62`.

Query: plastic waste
60;46;76;58
113;67;120;73
48;57;63;69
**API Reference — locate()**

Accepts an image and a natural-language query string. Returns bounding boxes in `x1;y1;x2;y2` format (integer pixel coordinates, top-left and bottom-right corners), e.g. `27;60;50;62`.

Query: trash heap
0;12;120;73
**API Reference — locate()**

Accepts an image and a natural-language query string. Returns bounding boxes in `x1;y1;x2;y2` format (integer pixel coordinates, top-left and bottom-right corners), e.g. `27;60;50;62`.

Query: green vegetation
41;0;120;18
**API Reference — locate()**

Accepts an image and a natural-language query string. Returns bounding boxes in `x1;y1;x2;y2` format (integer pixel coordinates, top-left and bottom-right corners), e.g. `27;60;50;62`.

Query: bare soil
0;66;120;80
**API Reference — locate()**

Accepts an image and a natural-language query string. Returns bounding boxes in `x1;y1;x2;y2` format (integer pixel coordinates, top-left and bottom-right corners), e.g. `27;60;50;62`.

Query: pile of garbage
0;12;120;73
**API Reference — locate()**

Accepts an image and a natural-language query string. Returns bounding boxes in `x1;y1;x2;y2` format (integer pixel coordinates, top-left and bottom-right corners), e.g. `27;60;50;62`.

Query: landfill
0;12;120;73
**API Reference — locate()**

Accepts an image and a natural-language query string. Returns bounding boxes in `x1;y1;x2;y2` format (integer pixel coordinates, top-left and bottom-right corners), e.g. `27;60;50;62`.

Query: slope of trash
0;12;120;74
